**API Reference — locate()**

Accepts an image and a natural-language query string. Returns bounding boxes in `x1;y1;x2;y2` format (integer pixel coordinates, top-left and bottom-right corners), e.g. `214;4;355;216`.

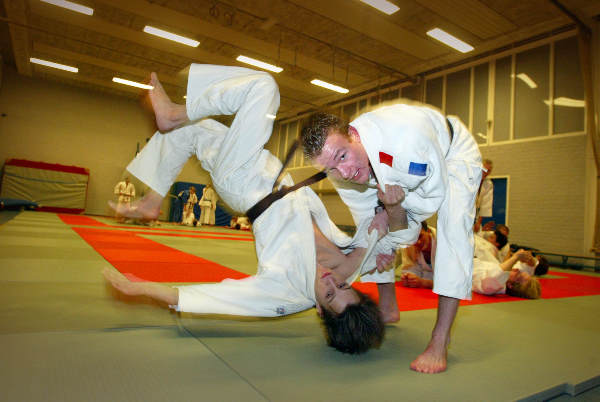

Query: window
554;37;585;134
277;123;287;160
446;69;470;124
493;56;511;142
425;76;443;110
473;63;489;145
514;45;550;139
402;84;421;102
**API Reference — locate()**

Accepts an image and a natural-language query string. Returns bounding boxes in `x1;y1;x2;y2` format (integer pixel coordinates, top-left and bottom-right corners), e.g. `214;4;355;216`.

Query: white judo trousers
337;105;482;299
127;64;374;317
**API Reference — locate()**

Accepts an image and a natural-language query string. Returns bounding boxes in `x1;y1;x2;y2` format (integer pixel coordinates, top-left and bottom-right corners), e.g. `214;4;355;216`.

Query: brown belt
246;139;326;223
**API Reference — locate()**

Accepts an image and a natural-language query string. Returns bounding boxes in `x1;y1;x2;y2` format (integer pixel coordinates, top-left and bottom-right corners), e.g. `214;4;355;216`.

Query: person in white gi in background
301;104;482;373
106;63;394;353
199;183;218;225
180;186;198;226
399;222;436;289
474;159;494;234
113;177;135;222
472;249;541;299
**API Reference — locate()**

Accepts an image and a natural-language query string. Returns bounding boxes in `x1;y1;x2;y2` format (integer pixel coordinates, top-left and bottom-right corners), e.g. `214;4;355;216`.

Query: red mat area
72;227;249;282
353;270;600;311
59;214;109;227
60;213;600;310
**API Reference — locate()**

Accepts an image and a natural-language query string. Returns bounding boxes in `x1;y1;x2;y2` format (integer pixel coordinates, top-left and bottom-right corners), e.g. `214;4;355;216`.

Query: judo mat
1;211;599;402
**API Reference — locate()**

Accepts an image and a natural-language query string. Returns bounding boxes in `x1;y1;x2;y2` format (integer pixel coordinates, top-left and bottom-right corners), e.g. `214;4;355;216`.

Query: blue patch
276;306;286;315
408;162;427;176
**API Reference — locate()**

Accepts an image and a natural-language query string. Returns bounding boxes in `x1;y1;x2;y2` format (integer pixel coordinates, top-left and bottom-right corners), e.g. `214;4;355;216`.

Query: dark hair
421;221;429;232
320;290;385;354
301;112;349;159
534;256;549;276
494;230;508;249
496;223;509;236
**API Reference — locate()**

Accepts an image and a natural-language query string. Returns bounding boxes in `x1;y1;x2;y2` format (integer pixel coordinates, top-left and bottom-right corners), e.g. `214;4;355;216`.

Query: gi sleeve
174;275;313;317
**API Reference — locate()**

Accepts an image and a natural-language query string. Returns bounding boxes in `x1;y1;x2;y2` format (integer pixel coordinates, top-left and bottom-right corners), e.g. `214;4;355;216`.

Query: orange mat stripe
72;227;249;282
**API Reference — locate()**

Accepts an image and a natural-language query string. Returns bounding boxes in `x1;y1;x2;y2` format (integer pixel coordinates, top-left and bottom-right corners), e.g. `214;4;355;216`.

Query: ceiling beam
4;0;32;76
286;0;445;60
413;0;516;40
94;0;370;86
28;0;331;103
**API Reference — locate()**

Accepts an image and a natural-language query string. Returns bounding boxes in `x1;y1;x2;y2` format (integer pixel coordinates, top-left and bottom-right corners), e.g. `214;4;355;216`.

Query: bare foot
380;305;400;323
147;72;187;132
109;190;163;220
410;338;448;374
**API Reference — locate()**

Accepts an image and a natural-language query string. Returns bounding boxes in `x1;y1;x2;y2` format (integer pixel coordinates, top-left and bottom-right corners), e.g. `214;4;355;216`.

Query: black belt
446;117;454;143
246;139;326;223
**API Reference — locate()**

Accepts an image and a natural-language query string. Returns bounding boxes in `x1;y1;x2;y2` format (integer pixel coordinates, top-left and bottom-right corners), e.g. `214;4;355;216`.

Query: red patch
379;152;393;167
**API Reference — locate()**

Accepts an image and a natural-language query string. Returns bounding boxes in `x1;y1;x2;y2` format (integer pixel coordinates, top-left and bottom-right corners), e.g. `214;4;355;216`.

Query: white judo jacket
334;104;482;299
127;64;378;317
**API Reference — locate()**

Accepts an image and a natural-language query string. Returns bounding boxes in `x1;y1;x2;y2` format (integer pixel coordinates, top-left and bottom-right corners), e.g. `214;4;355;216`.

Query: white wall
0;66;210;217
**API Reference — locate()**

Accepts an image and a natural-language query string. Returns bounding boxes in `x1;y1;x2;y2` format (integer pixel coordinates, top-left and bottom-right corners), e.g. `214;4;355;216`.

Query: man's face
313;129;371;184
507;269;531;288
315;269;360;315
190;187;195;193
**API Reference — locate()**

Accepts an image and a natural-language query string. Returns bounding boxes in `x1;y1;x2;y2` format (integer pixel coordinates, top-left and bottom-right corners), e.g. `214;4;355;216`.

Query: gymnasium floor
1;210;599;402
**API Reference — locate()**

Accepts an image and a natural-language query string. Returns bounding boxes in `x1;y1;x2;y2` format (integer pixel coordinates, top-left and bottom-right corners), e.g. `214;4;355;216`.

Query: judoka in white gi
179;186;198;226
472;249;541;299
199;184;218;225
399;222;436;289
301;103;483;373
113;177;135;222
475;159;494;233
105;64;391;354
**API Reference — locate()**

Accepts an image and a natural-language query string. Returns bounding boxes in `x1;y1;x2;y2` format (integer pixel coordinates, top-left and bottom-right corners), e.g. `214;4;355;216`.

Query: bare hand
482;221;495;232
103;267;145;296
401;272;422;288
368;209;389;239
375;252;395;273
377;184;405;208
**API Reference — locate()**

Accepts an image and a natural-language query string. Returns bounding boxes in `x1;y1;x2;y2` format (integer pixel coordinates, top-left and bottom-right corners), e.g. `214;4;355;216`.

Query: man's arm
500;249;532;271
103;267;178;305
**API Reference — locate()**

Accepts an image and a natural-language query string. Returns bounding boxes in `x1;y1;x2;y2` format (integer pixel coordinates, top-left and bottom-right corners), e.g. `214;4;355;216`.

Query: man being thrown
106;64;394;354
301;104;482;373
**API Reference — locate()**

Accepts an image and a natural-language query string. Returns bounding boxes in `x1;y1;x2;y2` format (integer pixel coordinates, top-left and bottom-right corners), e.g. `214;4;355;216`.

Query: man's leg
411;119;482;373
377;282;400;323
410;295;458;373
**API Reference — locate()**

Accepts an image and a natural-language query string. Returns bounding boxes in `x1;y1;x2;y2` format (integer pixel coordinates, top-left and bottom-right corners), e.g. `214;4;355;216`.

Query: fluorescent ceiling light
143;26;200;47
40;0;93;15
359;0;399;15
310;79;349;94
266;114;276;120
112;77;153;90
516;73;537;89
427;28;473;53
236;56;283;73
544;97;585;108
30;57;78;73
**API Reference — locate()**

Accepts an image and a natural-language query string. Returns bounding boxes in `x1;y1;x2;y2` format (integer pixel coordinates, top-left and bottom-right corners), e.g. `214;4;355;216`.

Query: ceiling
2;0;599;119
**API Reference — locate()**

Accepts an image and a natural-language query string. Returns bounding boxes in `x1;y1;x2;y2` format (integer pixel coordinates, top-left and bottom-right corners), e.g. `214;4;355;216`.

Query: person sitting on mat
399;222;436;289
106;63;400;354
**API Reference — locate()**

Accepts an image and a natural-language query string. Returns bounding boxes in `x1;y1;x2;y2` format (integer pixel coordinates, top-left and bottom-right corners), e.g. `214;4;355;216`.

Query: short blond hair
507;277;541;299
